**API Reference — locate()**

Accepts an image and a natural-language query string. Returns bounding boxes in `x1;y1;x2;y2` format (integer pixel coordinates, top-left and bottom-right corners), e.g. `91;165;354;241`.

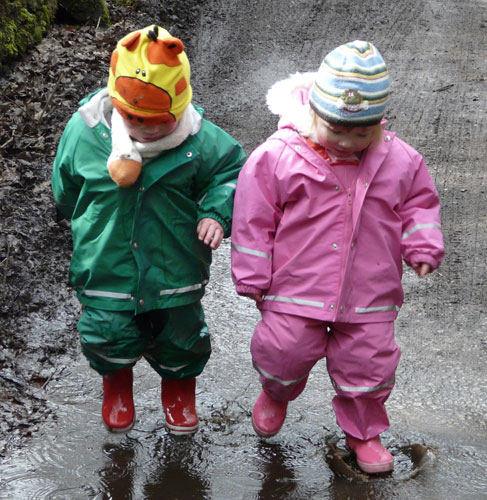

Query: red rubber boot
345;434;394;474
102;367;135;433
252;390;288;438
161;378;199;435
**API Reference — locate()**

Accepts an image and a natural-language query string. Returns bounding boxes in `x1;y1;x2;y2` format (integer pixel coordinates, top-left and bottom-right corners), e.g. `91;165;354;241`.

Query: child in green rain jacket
52;25;246;434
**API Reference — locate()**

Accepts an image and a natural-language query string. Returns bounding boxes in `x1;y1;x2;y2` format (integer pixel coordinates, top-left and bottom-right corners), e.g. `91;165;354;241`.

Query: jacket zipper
334;187;354;318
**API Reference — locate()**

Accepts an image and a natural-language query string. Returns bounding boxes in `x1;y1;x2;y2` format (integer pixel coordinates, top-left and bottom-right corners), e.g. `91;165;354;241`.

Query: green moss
0;0;112;73
19;7;34;22
0;0;57;72
0;21;18;58
115;0;132;6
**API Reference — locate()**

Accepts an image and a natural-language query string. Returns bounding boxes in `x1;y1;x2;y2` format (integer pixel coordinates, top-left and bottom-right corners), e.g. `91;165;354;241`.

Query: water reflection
143;435;210;500
329;477;389;500
97;434;210;500
255;442;297;500
99;440;137;499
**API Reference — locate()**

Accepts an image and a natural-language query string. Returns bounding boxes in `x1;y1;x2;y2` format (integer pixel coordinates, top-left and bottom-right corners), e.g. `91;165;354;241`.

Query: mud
0;0;486;498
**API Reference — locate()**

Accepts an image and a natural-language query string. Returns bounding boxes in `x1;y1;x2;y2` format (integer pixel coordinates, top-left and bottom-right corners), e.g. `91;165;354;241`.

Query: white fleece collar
132;104;202;158
107;104;202;167
78;89;202;167
78;88;111;128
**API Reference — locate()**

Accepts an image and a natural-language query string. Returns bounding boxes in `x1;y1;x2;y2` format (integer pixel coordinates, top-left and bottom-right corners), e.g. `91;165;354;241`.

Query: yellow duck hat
107;25;192;125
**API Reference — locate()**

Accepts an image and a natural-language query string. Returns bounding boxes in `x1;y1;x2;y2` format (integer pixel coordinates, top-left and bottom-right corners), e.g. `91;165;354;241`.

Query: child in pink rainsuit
231;40;444;474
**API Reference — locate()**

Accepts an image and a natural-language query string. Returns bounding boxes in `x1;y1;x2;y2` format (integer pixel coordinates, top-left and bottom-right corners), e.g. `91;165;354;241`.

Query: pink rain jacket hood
231;73;444;323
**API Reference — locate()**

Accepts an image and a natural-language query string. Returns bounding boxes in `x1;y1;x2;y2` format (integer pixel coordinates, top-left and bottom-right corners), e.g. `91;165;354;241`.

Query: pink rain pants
250;310;401;440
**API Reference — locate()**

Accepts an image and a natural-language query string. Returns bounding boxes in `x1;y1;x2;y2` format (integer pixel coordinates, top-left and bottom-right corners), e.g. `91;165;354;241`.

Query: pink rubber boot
102;367;135;433
345;434;394;474
252;390;288;438
161;378;199;435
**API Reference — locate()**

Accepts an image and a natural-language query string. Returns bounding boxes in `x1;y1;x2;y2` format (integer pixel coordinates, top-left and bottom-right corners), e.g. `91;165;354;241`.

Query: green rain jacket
52;90;246;314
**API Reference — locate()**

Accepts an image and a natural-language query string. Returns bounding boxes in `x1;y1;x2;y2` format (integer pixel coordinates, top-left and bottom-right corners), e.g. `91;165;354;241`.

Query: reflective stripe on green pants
77;302;211;378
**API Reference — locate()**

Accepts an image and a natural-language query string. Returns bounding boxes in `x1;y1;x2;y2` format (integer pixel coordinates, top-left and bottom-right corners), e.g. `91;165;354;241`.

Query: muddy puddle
1;250;486;499
1;357;486;499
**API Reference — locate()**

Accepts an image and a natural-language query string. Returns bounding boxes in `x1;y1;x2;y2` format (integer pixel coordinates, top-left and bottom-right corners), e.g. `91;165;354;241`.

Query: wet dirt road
1;0;487;498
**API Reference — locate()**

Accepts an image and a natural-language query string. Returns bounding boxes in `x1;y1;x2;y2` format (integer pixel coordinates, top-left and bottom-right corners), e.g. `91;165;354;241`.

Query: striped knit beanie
309;40;390;126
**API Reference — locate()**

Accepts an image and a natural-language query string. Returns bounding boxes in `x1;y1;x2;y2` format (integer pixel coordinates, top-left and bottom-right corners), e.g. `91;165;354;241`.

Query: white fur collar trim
266;72;317;138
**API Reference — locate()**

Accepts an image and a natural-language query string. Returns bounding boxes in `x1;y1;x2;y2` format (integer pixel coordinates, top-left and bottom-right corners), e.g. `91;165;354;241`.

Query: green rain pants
77;302;211;379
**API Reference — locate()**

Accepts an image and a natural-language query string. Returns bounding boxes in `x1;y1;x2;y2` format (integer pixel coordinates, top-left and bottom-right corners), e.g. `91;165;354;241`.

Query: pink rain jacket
231;73;444;323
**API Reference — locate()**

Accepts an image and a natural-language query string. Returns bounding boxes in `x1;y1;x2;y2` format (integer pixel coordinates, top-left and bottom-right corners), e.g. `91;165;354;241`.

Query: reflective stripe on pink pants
250;310;401;440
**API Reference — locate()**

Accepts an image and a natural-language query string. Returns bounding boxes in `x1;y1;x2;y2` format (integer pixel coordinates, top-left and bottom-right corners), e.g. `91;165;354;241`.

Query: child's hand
197;218;224;250
412;262;432;278
243;292;264;303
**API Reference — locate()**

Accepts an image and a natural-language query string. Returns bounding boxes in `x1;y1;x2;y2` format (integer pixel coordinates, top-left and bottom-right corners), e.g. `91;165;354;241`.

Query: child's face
315;118;377;156
122;118;179;143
